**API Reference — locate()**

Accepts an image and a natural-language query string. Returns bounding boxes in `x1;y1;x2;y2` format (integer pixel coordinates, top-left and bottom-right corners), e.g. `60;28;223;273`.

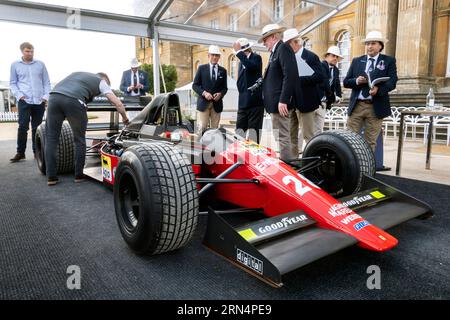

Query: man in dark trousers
9;42;51;162
192;45;228;135
45;72;129;186
259;24;298;162
233;38;264;143
344;31;398;152
318;46;343;132
283;28;325;157
120;58;150;97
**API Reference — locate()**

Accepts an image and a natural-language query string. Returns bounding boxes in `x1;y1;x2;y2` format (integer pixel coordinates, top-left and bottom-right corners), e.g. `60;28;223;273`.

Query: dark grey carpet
0;139;449;300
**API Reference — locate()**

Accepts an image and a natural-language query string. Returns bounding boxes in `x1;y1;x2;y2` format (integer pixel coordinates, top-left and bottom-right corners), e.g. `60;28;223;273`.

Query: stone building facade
136;0;450;93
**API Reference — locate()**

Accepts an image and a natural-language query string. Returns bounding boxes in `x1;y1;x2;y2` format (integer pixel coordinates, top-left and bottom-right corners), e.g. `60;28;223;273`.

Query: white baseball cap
208;45;221;55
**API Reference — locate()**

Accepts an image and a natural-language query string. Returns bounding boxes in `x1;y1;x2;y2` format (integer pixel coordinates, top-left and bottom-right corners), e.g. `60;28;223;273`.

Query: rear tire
35;122;75;175
114;143;199;255
35;125;46;175
303;130;375;197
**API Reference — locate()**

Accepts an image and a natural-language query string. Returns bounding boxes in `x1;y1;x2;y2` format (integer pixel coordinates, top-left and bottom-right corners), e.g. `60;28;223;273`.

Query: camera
248;77;263;94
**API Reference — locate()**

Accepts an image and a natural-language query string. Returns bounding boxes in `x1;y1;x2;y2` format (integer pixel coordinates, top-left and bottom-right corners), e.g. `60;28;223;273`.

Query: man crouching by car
45;72;129;186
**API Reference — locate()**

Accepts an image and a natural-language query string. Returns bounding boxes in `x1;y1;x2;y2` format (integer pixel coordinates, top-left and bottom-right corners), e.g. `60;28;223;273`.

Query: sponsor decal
258;215;309;234
101;155;112;182
236;249;263;275
241;141;270;156
239;229;258;242
370;191;386;199
341;194;374;208
354;221;371;231
341;214;362;225
328;203;354;218
254;157;277;172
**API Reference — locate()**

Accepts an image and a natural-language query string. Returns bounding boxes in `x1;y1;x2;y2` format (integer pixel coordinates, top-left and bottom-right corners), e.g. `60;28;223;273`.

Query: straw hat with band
258;24;287;43
324;46;343;58
234;38;254;54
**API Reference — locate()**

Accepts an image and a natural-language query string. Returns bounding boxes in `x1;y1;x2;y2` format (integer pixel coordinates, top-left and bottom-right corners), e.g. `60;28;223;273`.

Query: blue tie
212;65;216;82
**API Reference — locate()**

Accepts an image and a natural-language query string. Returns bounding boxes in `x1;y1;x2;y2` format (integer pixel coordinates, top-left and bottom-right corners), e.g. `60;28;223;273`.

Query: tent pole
152;28;160;96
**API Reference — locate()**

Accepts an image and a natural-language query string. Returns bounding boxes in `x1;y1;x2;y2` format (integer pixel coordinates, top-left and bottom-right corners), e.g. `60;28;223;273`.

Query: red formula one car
35;93;432;287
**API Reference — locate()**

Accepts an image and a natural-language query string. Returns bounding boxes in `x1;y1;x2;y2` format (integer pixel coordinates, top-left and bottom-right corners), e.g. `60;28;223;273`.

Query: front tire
114;143;199;255
303;130;375;197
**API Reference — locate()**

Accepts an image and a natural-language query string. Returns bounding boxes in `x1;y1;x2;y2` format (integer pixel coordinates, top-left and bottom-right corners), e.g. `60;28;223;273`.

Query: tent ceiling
0;0;355;46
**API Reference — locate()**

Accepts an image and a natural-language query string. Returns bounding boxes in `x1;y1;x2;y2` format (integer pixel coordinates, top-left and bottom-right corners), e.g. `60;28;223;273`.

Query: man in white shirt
10;42;51;162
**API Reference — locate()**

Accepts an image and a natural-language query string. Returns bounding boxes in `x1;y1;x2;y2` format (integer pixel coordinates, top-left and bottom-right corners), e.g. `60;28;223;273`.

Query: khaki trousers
314;103;327;134
197;102;221;135
290;110;318;157
271;110;294;162
347;101;384;152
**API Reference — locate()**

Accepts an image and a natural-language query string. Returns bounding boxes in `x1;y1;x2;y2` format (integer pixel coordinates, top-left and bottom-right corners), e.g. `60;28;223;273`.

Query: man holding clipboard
344;31;398;152
283;28;325;158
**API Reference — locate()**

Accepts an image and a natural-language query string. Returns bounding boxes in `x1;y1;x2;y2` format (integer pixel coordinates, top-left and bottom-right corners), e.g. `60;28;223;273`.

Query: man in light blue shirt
10;42;51;162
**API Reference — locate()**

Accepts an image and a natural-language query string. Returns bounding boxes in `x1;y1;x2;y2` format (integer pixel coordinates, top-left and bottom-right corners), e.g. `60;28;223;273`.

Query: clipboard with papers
296;55;314;77
366;71;390;89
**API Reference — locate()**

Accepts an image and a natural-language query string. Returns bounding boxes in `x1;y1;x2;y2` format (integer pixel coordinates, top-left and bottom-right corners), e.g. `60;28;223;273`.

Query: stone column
312;20;329;57
365;0;399;56
353;0;368;56
432;1;450;89
395;0;435;93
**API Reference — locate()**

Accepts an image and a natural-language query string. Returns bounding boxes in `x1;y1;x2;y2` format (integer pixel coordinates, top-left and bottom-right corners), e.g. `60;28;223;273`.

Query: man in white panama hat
283;28;325;157
317;46;344;133
343;30;398;152
233;38;264;143
192;45;228;135
120;58;150;97
259;24;298;161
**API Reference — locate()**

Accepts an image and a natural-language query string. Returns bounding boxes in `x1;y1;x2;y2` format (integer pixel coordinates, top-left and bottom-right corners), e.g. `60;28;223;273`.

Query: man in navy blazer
233;38;264;143
344;31;398;152
192;45;228;135
317;46;344;133
120;58;150;97
283;28;326;157
260;24;297;161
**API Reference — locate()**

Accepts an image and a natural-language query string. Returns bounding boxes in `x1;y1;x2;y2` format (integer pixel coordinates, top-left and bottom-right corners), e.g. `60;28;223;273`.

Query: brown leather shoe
10;153;25;162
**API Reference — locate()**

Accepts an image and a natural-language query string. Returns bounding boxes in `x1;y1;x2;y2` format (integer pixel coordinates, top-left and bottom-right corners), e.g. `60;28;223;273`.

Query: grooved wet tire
114;143;199;255
303;130;375;197
35;122;75;175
